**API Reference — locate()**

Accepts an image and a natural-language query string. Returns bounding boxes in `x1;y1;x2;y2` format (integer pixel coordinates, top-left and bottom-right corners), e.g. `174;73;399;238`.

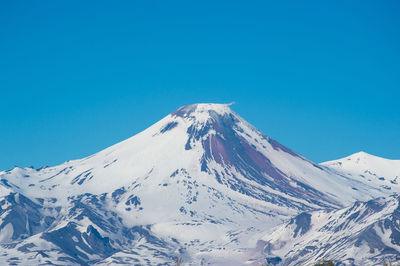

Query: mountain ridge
0;103;398;265
256;194;400;265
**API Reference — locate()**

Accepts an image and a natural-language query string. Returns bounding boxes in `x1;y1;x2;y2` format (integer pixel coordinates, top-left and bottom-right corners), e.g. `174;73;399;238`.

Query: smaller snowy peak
322;151;400;166
349;151;370;157
346;151;386;161
322;151;400;192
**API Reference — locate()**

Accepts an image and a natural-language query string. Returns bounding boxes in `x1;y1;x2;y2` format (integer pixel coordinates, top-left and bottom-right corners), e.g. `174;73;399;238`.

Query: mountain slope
322;151;400;192
0;103;396;265
256;195;400;265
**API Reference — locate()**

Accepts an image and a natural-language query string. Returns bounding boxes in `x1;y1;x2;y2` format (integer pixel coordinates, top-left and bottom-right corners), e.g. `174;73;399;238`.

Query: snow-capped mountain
322;151;400;193
0;103;397;265
256;195;400;265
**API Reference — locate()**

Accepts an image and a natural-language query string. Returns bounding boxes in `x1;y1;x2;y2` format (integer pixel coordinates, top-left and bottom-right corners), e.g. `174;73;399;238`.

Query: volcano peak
171;103;234;121
1;103;397;265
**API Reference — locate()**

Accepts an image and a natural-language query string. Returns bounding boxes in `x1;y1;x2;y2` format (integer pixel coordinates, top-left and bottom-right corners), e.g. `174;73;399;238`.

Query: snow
0;223;13;243
256;195;400;265
322;151;400;194
0;103;399;265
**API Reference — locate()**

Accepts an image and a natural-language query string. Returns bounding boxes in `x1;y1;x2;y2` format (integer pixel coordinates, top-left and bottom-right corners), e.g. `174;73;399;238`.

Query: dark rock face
160;122;178;133
15;191;174;265
266;256;282;265
171;104;197;118
125;195;141;207
181;110;337;209
0;193;55;242
0;192;126;264
42;222;116;265
291;212;312;238
71;169;94;185
262;196;400;265
354;225;392;253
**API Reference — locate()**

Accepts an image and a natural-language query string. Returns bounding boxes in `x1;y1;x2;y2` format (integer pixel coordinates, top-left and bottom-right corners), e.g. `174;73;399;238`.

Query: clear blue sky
1;1;399;170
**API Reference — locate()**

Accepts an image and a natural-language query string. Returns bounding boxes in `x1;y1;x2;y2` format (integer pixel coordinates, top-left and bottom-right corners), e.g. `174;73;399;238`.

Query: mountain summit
322;151;400;194
0;103;396;265
171;103;234;119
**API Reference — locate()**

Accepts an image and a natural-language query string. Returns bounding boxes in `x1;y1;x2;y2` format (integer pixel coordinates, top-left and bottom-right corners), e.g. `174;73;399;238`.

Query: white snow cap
193;103;234;114
171;103;236;123
350;151;373;157
345;151;399;161
176;103;234;114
